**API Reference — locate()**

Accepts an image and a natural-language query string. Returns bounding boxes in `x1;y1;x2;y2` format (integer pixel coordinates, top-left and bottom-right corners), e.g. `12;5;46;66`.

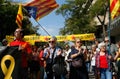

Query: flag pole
33;18;51;36
22;7;51;36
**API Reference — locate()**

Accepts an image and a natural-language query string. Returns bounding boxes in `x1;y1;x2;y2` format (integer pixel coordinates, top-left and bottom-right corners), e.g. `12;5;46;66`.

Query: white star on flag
29;8;35;16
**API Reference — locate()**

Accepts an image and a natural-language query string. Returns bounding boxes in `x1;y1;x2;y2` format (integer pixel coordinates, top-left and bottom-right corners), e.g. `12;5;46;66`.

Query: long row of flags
16;0;59;28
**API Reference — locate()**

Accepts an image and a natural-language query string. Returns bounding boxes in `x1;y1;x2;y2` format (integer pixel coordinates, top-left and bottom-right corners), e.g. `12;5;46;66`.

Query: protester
38;46;46;79
68;38;89;79
30;45;40;79
96;42;113;79
114;41;120;79
84;47;91;73
43;36;66;79
2;38;8;46
94;39;100;52
104;36;118;78
104;37;117;57
90;44;98;79
9;28;32;79
63;44;71;78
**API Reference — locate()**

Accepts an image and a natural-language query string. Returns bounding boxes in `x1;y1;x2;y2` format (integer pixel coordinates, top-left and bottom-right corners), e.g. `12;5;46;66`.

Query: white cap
98;42;106;49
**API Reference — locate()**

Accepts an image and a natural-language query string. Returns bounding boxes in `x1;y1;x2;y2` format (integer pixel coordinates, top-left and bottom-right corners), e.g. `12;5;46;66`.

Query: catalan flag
24;0;59;21
110;0;120;19
16;3;23;28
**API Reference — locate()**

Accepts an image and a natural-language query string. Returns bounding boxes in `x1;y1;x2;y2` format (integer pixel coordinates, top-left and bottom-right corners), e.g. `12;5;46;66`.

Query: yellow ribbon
117;58;120;61
1;55;15;79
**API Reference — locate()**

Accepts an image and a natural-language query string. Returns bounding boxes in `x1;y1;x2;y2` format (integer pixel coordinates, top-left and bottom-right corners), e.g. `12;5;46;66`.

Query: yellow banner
67;33;95;41
6;33;95;45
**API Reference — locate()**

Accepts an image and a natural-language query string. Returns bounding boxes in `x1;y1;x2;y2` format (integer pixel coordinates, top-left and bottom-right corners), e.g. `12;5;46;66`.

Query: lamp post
108;0;111;55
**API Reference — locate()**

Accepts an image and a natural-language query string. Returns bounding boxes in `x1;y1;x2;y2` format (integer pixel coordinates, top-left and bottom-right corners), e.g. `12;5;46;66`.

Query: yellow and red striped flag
24;0;59;21
16;3;23;28
110;0;120;20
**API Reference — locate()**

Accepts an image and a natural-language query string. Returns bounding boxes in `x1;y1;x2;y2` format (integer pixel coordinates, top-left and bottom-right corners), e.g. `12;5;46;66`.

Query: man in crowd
104;36;118;78
104;37;117;56
9;28;32;79
43;36;65;79
2;39;8;46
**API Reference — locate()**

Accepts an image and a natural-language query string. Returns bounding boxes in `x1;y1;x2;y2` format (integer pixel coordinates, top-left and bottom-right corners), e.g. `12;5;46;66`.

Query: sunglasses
76;41;82;43
105;40;109;42
49;41;55;43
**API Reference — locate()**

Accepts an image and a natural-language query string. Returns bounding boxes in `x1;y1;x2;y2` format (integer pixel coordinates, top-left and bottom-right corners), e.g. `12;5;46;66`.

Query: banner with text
6;33;95;45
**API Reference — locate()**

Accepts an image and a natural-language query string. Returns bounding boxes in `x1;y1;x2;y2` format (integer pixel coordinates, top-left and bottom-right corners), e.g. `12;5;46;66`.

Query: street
89;72;95;79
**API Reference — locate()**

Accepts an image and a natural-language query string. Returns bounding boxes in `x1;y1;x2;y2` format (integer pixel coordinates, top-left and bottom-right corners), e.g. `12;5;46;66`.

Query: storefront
109;15;120;42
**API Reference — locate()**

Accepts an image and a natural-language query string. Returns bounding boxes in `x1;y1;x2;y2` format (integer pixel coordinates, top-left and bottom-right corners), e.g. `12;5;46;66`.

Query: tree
0;1;38;41
89;0;108;38
56;0;108;37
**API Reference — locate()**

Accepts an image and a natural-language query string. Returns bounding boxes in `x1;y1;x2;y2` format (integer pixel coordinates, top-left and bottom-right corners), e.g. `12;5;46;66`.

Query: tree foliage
0;1;37;41
56;0;107;35
89;0;107;17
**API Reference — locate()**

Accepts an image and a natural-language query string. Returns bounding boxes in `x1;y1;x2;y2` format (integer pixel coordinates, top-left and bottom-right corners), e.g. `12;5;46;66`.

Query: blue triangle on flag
25;6;37;19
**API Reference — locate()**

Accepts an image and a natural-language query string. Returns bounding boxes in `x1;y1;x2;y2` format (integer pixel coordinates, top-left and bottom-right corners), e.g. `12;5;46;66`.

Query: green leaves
0;1;37;41
57;0;107;35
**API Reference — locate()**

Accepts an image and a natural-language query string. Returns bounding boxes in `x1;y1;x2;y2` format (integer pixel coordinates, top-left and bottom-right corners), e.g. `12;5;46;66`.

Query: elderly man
104;37;117;56
43;36;65;79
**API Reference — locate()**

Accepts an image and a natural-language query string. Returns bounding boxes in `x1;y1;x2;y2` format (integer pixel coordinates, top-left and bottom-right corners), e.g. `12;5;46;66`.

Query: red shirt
10;39;32;67
99;55;108;68
39;50;44;67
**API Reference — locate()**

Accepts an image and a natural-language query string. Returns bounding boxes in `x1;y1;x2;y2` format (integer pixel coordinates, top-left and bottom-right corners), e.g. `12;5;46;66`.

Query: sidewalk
89;72;95;79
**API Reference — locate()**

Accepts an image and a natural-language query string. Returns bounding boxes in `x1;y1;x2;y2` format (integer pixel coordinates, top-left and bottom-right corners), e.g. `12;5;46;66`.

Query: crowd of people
1;28;120;79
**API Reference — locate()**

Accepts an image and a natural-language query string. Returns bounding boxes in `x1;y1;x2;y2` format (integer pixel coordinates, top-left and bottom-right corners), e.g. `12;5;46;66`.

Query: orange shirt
10;39;32;67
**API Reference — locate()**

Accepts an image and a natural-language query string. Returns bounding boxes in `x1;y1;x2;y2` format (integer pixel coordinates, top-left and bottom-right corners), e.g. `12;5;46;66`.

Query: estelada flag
0;46;21;79
24;6;37;19
24;0;59;21
110;0;120;19
16;3;23;28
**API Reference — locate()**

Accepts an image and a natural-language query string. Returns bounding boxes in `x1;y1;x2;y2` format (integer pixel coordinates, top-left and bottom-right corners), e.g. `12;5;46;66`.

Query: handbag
71;58;83;68
52;63;67;75
52;55;67;75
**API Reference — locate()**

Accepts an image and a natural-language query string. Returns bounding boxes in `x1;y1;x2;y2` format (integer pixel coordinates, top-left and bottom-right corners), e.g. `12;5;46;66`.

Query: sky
23;0;66;36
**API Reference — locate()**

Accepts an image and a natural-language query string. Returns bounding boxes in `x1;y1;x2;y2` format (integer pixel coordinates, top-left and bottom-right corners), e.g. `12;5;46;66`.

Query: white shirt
64;49;71;61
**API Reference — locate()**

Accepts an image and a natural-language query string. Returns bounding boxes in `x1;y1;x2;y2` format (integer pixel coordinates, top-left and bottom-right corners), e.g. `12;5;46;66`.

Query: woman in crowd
114;41;120;79
90;44;98;79
64;44;71;78
84;47;91;73
38;46;46;79
30;46;40;79
96;42;113;79
68;38;89;79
